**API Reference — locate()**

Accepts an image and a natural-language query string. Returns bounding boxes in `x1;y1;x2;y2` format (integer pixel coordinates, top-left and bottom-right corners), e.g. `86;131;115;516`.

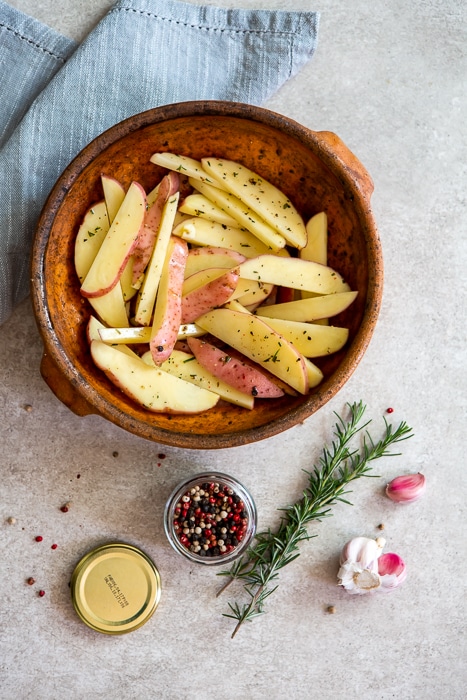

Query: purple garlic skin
386;472;426;503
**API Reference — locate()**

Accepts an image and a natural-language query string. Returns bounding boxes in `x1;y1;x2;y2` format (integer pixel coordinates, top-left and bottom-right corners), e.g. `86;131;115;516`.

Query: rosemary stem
217;402;413;637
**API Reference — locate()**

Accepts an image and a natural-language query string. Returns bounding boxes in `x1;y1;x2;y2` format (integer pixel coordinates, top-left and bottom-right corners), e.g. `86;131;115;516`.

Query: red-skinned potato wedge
90;340;219;413
133;192;180;326
196;308;310;394
187;337;284;398
143;349;254;409
181;268;239;324
80;181;146;298
150;237;189;365
131;171;179;288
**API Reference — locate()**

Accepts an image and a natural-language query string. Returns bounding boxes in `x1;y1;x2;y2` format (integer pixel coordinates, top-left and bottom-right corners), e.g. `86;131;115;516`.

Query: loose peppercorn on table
1;1;465;698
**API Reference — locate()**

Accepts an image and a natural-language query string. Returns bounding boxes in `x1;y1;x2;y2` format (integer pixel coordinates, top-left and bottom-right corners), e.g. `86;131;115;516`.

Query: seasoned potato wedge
196;308;309;394
201;158;307;248
91;340;219;413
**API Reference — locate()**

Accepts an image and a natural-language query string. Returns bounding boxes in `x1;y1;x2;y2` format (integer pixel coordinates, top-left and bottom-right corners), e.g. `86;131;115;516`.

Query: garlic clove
337;560;381;594
377;552;407;592
337;537;406;595
339;536;384;570
337;536;387;594
385;472;426;503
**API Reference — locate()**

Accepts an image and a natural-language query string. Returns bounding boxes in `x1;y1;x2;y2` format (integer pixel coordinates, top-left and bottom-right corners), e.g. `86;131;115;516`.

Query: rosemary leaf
217;401;413;638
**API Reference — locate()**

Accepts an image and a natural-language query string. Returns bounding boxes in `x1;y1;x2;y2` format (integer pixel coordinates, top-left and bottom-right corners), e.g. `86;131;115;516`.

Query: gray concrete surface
1;1;466;698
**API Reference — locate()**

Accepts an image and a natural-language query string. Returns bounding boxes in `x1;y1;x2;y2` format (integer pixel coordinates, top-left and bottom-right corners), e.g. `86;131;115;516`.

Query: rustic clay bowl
31;101;382;449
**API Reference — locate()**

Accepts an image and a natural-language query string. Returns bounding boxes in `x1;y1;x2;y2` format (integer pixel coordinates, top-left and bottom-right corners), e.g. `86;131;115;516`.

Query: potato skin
181;269;239;324
187;337;284;398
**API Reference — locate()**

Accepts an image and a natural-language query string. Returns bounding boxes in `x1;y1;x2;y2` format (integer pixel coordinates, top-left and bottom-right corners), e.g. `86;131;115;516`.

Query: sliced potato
184;247;245;278
90;340;219;413
201;158;307;248
134;192;179;326
196;308;310;394
239;255;350;295
87;285;129;328
143;349;254;410
98;323;204;344
191;179;287;252
256;291;358;322
255;316;348;357
132;172;179;288
173;216;272;258
187;337;284;399
150;236;188;365
179;194;239;227
182;266;234;296
181;269;239;324
80;182;146;298
74;201;110;283
303;357;324;388
88;317;136;357
227;279;275;306
301;212;328;266
101;175;125;223
150;152;228;190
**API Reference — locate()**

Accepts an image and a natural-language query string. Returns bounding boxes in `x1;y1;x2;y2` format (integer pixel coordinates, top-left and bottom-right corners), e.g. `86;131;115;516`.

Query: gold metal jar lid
71;543;161;635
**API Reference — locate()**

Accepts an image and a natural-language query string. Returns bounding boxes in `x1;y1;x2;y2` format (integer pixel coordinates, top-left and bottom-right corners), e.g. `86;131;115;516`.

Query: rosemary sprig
217;401;413;638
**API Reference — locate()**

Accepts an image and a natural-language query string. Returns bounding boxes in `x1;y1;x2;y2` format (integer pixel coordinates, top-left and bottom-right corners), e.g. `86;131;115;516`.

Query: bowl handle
315;131;374;203
40;353;97;417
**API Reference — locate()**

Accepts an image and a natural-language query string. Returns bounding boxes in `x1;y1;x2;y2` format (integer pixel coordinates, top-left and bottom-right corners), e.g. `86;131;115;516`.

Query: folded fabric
0;0;319;326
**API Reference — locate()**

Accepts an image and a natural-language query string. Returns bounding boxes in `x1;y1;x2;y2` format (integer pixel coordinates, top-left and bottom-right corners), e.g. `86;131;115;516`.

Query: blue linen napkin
0;0;319;326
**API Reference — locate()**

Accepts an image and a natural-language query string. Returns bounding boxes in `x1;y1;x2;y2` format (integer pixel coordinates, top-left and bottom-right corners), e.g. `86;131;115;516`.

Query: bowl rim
31;100;383;449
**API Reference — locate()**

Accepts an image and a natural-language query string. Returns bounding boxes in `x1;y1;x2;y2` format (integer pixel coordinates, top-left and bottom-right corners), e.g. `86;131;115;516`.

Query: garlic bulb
337;536;406;595
386;472;426;503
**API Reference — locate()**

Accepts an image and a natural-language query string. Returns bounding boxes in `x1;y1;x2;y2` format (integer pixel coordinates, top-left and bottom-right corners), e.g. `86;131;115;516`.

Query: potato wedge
74;201;109;283
201;158;307;248
134;192;180;326
87;285;129;328
179;193;239;227
301;212;328;266
302;357;324;388
88;317;136;357
239;255;350;295
101;175;125;223
256;291;358;322
227;279;275;306
187;337;284;399
98;323;204;344
255;316;348;357
173;216;271;258
150;236;188;365
191;179;287;252
143;349;254;410
181;269;239;324
196;308;310;394
184;247;246;278
132;172;179;288
90;340;219;413
80;182;146;298
150;152;228;190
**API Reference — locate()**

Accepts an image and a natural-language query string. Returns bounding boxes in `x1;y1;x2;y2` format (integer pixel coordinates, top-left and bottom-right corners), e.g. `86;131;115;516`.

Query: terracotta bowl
31;101;382;449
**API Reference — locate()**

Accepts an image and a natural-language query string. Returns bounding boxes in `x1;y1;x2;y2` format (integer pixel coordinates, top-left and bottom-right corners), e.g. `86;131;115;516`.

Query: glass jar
164;471;257;565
